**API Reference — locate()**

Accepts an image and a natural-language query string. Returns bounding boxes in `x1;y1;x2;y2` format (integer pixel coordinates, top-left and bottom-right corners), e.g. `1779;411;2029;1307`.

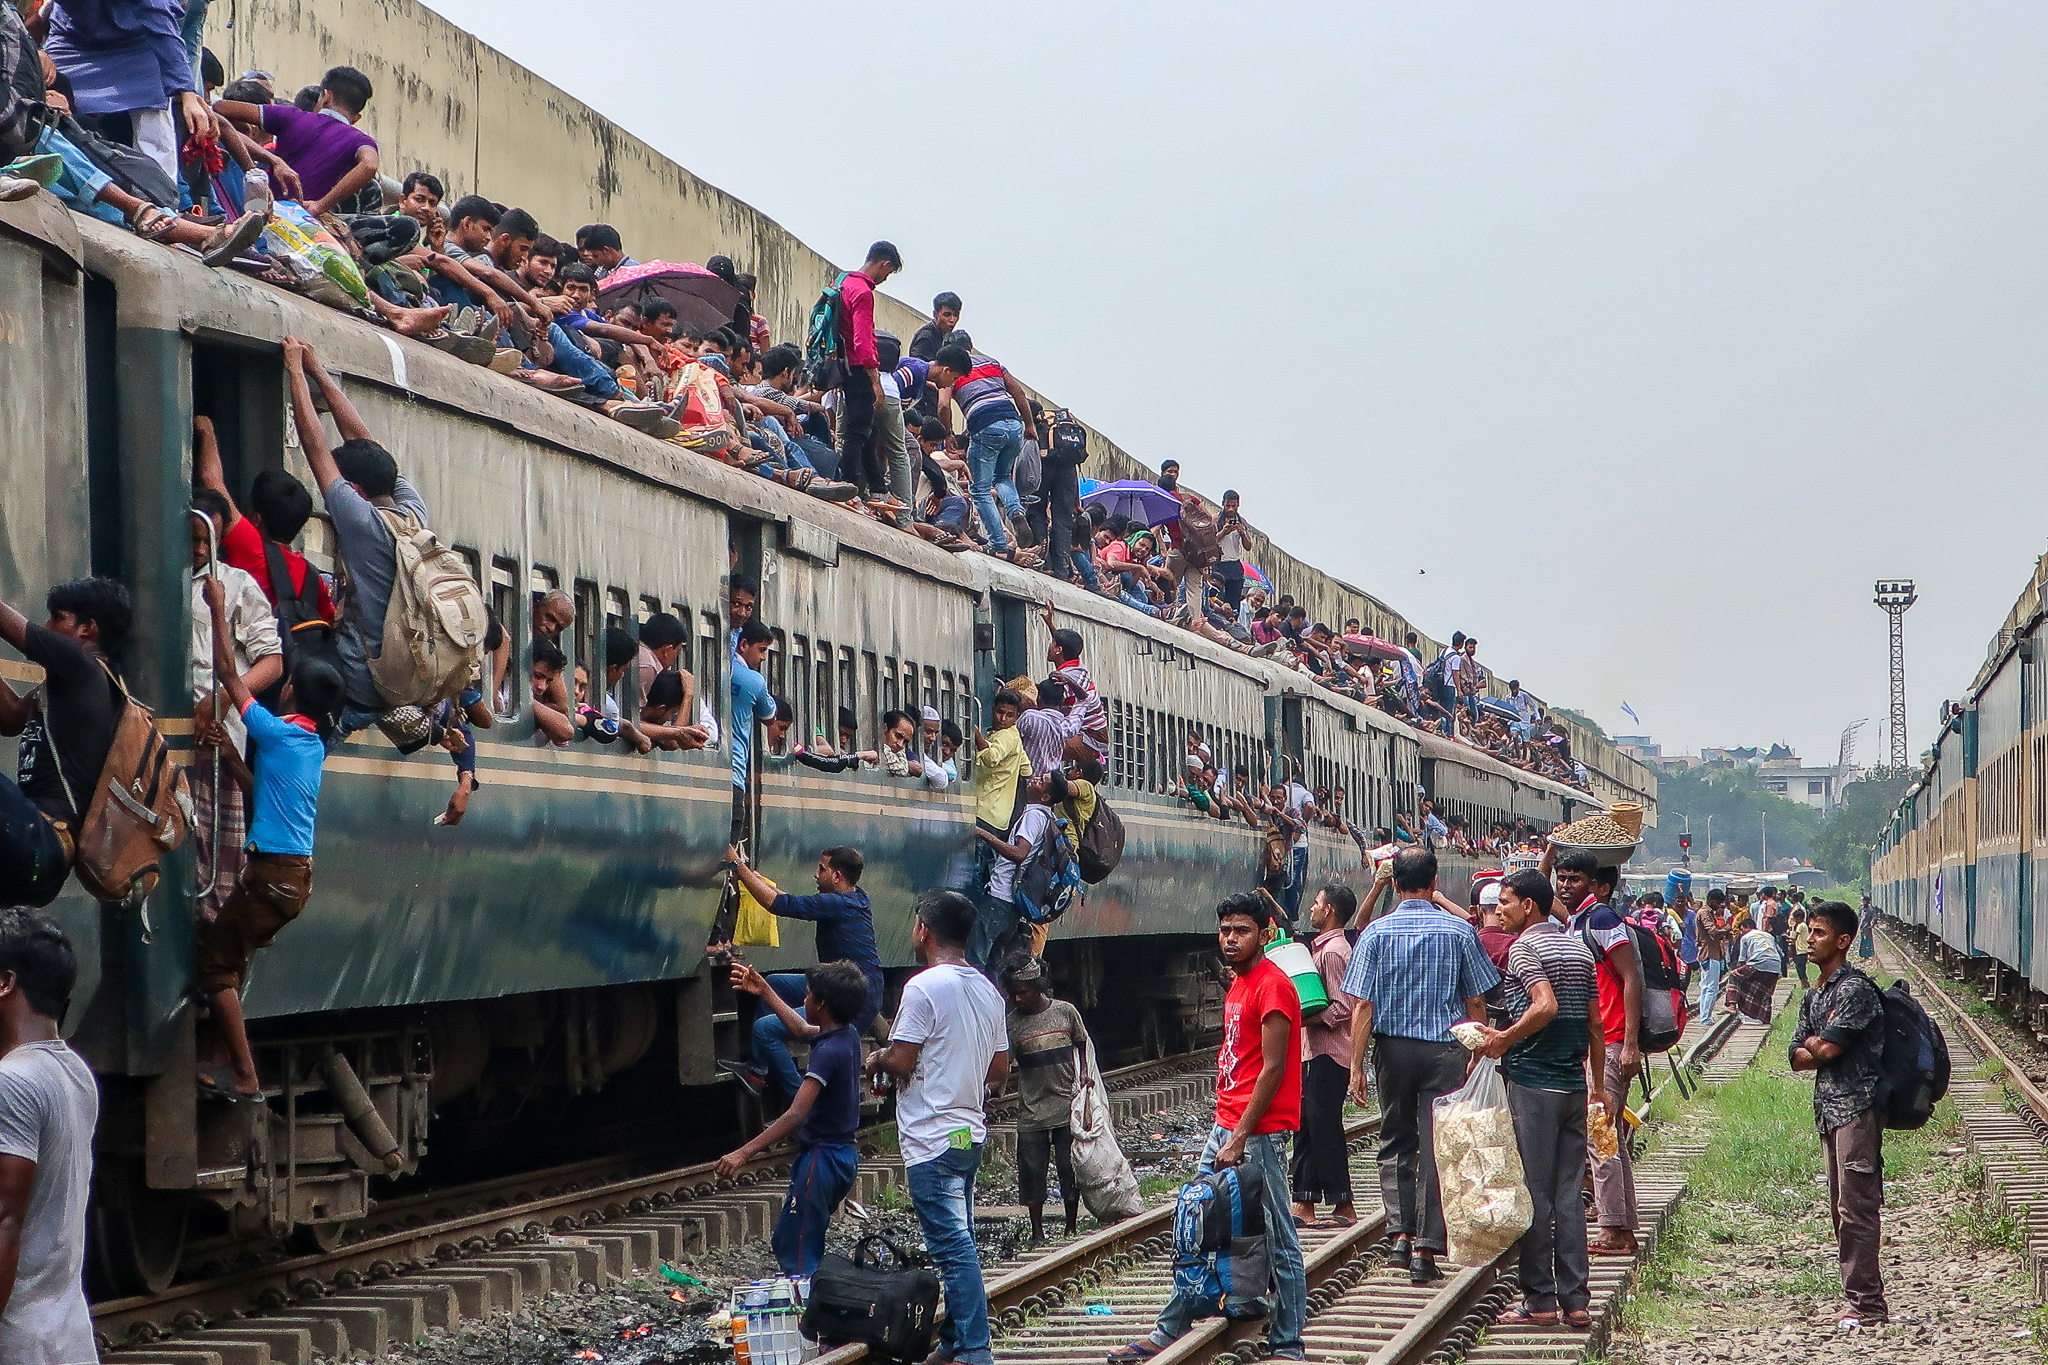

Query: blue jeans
969;895;1026;973
967;418;1025;554
1072;550;1100;590
755;416;815;472
751;972;811;1099
1283;845;1309;921
527;322;621;400
773;1143;859;1276
906;1144;992;1365
1697;958;1726;1019
36;129;123;225
1148;1125;1306;1358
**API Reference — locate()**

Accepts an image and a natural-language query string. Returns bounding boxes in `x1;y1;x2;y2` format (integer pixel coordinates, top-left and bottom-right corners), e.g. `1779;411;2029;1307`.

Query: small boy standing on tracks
1003;957;1090;1245
717;960;873;1276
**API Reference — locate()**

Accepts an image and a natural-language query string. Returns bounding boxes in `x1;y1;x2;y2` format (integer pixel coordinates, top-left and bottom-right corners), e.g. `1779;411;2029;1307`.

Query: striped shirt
948;353;1020;432
1500;920;1597;1091
1342;900;1501;1043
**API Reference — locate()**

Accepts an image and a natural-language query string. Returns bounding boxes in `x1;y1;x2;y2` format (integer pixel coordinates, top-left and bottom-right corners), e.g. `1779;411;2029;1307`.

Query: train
1870;553;2048;1037
0;198;1649;1298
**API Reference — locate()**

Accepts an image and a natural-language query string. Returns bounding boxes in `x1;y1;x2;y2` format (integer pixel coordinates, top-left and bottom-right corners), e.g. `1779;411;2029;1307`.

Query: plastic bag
1586;1100;1619;1164
261;201;370;308
1431;1055;1532;1266
1070;1037;1143;1222
1449;1022;1489;1051
734;874;780;948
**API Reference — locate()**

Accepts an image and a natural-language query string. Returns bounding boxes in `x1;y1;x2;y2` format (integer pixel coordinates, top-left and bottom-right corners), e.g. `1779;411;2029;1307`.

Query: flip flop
196;1063;262;1103
1564;1309;1592;1329
1104;1343;1160;1363
1497;1307;1560;1327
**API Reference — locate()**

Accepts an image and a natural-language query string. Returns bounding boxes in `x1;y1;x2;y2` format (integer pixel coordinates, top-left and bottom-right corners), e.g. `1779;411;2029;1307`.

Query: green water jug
1263;926;1329;1019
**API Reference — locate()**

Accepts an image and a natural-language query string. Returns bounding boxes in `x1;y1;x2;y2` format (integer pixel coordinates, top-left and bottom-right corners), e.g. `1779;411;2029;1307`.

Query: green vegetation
1810;768;1916;882
1553;708;1608;742
1642;766;1821;868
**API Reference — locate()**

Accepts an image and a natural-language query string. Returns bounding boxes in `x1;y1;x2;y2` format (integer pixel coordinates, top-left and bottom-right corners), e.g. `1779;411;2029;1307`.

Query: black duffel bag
28;106;180;209
801;1234;940;1363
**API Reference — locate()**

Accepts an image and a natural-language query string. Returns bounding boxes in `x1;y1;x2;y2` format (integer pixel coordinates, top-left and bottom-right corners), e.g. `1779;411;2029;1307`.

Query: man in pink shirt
834;241;902;505
1291;883;1358;1227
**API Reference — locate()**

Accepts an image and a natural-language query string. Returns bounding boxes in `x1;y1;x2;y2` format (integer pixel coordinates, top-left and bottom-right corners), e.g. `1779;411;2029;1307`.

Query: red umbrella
594;261;743;332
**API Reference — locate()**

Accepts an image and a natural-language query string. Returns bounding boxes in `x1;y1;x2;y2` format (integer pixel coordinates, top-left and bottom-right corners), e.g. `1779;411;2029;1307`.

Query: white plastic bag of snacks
1449;1021;1489;1051
1431;1055;1532;1266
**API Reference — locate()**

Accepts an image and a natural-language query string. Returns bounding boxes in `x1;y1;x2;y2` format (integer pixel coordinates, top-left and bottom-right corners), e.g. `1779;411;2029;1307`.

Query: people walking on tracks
1342;847;1498;1284
0;909;97;1364
1111;892;1307;1362
1290;883;1357;1230
715;959;872;1276
1003;956;1091;1245
867;891;1010;1365
1694;890;1731;1020
1789;900;1890;1330
1723;912;1784;1026
1549;851;1644;1260
1475;869;1603;1330
718;844;882;1101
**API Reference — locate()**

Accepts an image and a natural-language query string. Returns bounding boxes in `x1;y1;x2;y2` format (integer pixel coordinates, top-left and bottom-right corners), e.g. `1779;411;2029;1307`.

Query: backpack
365;508;488;709
803;271;851;390
801;1234;940;1362
1063;795;1126;884
1583;913;1685;1054
1171;1162;1271;1323
1178;498;1222;571
1872;978;1950;1130
43;663;193;909
259;541;342;713
1015;811;1084;926
1045;412;1089;467
29;107;179;209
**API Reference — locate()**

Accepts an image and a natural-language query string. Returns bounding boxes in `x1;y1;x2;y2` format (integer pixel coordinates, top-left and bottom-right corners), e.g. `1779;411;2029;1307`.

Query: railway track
1876;927;2048;1295
95;1053;1216;1361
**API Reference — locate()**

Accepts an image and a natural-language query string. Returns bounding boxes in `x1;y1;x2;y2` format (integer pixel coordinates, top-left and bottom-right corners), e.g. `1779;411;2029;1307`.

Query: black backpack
802;1235;940;1362
30;107;179;208
1044;410;1090;467
258;541;343;712
1873;978;1950;1130
1064;794;1126;884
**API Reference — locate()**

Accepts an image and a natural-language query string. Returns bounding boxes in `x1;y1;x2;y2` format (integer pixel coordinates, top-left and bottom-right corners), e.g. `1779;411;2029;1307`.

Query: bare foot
388;302;452;337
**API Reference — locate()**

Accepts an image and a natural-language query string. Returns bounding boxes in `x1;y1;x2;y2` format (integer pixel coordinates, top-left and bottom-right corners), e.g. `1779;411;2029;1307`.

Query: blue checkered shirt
1342;899;1502;1043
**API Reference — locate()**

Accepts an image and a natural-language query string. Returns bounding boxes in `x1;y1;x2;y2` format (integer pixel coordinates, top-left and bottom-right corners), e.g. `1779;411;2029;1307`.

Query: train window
573;580;601;684
924;667;939;720
903;661;920;722
768;630;786;700
861;651;879;747
792;636;813;747
638;594;663;623
699;612;723;730
1110;700;1125;787
530;565;557;595
607;587;631;636
454;545;482;586
815;643;834;749
490;558;520;716
883;657;900;716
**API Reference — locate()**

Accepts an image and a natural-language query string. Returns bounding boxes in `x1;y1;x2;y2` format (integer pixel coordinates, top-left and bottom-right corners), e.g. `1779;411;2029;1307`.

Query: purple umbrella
594;260;743;333
1080;480;1183;527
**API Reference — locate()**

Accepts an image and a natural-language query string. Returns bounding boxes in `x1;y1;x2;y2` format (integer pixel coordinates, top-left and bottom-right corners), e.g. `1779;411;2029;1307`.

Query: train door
977;591;1030;717
1267;692;1303;785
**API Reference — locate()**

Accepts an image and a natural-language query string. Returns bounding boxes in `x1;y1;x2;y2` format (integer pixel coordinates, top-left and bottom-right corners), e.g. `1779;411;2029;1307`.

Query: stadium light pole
1874;580;1917;771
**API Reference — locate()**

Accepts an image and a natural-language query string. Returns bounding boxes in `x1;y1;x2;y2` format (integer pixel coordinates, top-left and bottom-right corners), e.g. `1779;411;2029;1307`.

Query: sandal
196;1063;262;1103
1564;1310;1592;1330
126;201;179;241
1105;1343;1160;1363
1497;1307;1559;1327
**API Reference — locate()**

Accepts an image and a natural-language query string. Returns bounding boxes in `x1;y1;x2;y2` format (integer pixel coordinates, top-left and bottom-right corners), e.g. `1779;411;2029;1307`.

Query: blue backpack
1015;813;1084;926
1170;1162;1271;1323
804;272;850;389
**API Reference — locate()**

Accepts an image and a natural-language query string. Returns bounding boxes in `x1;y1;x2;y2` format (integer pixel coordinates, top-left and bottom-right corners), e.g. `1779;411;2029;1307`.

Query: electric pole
1875;580;1917;771
1761;811;1768;873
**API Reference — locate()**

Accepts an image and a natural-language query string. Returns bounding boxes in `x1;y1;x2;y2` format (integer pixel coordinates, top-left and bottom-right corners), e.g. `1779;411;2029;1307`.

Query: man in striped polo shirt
931;345;1040;559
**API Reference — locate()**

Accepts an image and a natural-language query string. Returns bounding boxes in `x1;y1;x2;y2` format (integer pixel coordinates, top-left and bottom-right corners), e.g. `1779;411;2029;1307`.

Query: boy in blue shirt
717;959;872;1275
194;576;341;1101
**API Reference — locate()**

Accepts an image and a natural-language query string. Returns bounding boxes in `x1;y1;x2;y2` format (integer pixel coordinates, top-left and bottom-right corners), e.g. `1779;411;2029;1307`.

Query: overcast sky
423;0;2048;767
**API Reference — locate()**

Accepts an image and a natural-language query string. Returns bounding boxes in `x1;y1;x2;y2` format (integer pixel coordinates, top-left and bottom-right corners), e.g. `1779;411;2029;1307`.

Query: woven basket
1607;803;1644;839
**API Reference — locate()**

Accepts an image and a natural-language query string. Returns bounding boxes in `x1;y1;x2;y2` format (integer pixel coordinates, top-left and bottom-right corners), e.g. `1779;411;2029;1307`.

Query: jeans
1369;1035;1466;1251
773;1142;860;1276
0;777;72;909
1148;1125;1306;1358
1283;845;1309;922
1042;461;1082;580
1215;560;1246;609
36;128;123;225
531;322;621;400
750;972;811;1099
836;373;881;496
906;1144;993;1365
1290;1055;1352;1206
754;416;815;472
967;418;1025;553
1697;958;1726;1019
969;894;1026;974
1506;1081;1590;1314
1071;547;1101;590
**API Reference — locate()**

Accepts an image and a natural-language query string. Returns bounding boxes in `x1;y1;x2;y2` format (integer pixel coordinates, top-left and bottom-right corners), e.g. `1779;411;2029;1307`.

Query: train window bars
490;558;520;717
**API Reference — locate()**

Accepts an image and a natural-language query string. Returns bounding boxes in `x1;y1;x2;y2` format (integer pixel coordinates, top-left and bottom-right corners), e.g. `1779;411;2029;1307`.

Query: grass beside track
1601;966;2038;1364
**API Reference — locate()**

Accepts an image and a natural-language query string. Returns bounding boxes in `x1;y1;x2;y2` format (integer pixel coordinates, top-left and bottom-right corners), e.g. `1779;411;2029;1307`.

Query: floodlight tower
1874;580;1917;771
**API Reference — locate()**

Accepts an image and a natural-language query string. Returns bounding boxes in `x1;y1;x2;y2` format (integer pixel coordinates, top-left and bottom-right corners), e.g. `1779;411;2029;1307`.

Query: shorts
195;854;314;995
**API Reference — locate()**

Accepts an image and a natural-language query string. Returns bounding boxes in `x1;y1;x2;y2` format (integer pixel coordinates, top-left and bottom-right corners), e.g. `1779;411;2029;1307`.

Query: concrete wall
204;0;1655;815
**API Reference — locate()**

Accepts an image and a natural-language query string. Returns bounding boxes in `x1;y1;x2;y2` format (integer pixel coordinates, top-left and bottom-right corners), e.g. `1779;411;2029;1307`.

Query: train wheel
291;1221;351;1254
86;1162;188;1298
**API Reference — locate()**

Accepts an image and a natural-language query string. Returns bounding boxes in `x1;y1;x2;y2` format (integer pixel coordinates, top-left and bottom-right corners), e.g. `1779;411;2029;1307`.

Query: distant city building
1614;737;1861;809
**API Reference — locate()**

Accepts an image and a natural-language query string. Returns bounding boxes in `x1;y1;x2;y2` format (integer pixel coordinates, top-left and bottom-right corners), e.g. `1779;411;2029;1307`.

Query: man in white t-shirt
1283;774;1320;922
0;910;98;1365
868;891;1010;1365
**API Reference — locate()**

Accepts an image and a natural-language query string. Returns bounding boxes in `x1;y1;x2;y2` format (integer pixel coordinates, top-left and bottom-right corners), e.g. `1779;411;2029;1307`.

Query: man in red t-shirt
193;416;337;624
1114;894;1306;1363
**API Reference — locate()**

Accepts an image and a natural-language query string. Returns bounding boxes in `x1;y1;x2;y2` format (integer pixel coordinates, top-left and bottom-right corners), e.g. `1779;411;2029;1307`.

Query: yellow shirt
1066;778;1099;828
974;725;1032;831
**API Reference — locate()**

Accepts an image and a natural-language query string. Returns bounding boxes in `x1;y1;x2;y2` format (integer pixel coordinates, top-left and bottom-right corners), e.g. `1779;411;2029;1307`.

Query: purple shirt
260;104;377;203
